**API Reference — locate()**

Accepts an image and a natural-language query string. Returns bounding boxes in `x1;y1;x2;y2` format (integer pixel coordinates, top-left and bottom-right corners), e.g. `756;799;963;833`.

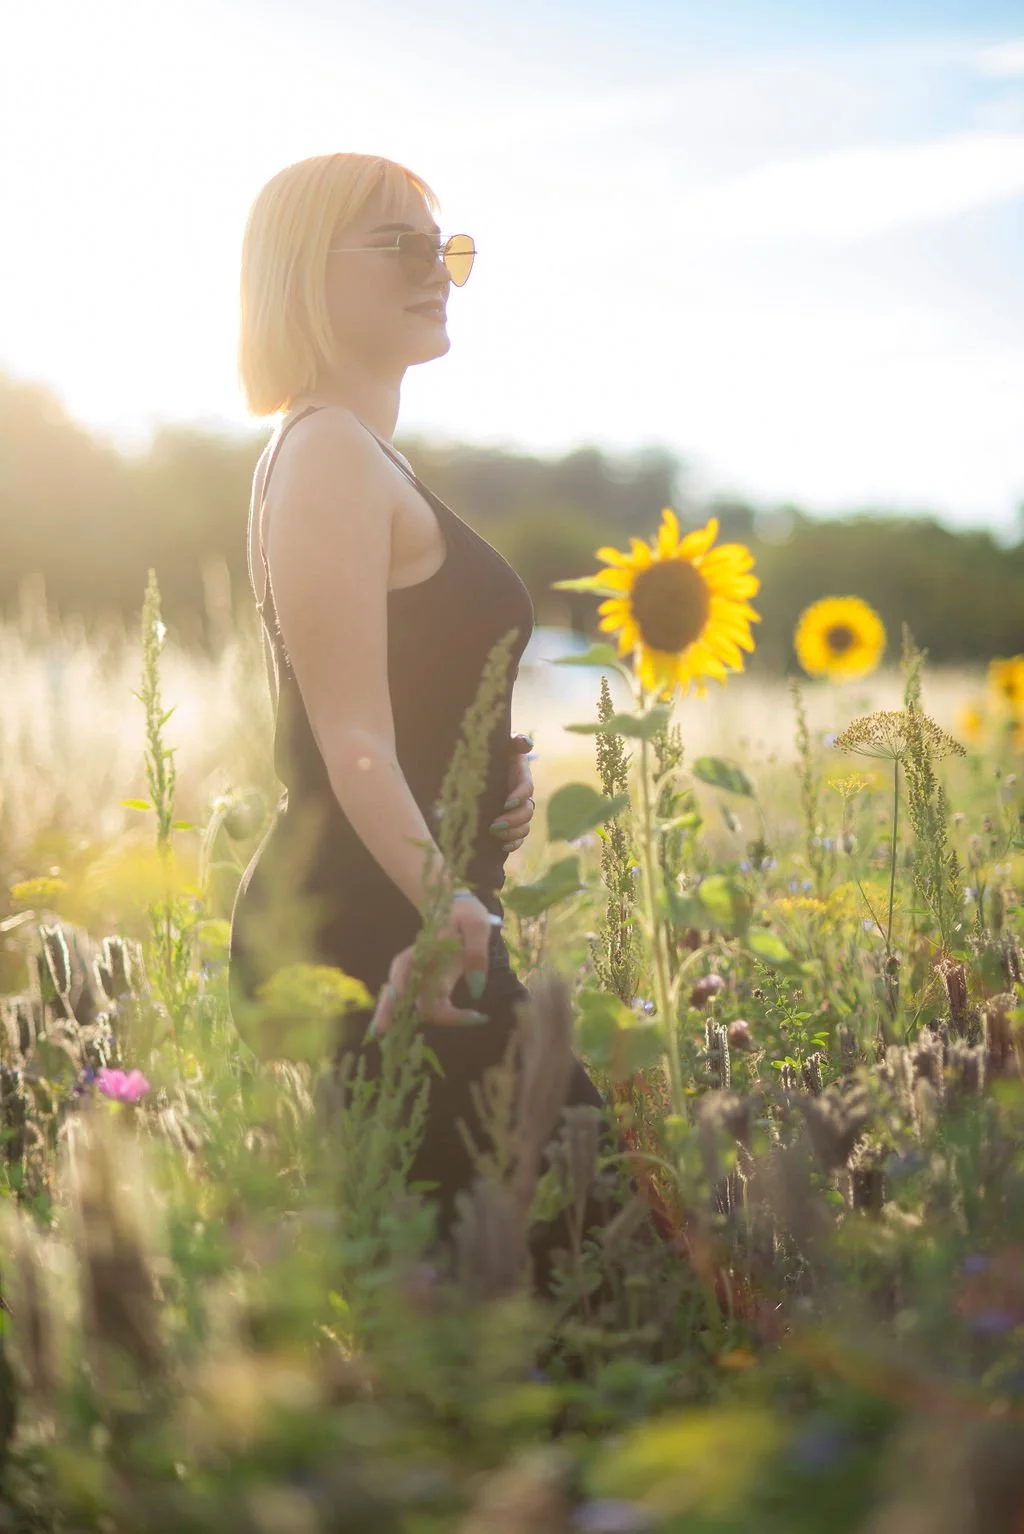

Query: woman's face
323;181;451;373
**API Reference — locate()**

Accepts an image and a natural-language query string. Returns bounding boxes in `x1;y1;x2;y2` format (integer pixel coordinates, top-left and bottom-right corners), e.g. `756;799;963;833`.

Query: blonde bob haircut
238;152;440;418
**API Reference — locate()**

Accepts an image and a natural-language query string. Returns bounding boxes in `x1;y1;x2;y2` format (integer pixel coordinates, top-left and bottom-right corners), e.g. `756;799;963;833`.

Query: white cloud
974;38;1024;76
671;131;1024;241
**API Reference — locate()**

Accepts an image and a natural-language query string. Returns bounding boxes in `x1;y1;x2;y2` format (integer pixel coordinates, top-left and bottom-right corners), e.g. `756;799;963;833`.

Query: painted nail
490;818;509;833
466;969;486;1000
503;796;521;811
460;1011;489;1025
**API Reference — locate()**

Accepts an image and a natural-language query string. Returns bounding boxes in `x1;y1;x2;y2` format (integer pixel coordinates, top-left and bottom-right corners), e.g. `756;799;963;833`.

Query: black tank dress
228;405;607;1261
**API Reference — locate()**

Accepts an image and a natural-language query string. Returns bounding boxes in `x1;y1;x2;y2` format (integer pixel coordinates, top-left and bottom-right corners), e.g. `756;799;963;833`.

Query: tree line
2;372;1022;669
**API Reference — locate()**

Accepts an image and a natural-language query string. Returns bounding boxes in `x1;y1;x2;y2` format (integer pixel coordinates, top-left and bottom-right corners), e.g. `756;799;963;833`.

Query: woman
228;152;608;1273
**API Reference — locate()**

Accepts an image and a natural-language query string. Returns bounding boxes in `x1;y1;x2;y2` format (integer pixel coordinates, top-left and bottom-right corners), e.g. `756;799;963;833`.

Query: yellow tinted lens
443;234;475;286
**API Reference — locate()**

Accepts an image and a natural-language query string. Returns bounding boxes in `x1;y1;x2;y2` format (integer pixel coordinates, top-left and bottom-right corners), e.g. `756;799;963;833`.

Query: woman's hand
488;732;535;855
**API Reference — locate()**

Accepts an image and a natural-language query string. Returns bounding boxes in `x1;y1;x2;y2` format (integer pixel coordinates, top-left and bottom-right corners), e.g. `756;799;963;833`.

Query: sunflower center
630;558;710;654
825;624;856;655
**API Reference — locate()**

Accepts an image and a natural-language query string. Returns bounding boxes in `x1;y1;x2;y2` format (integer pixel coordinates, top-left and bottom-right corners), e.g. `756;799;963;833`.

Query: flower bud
727;1019;753;1051
689;972;726;1008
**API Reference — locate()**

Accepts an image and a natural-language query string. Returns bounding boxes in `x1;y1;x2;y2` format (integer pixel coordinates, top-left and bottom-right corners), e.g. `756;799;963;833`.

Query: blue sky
2;0;1022;532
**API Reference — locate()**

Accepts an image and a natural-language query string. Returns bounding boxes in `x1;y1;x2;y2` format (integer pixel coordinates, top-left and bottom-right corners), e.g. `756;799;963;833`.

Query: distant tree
1;369;1021;669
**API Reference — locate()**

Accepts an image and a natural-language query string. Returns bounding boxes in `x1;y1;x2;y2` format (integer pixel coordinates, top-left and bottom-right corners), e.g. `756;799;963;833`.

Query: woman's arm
263;405;447;916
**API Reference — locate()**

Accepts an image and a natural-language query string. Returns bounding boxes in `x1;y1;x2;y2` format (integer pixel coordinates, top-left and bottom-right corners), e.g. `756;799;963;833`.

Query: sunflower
583;510;760;700
794;596;886;682
988;655;1024;716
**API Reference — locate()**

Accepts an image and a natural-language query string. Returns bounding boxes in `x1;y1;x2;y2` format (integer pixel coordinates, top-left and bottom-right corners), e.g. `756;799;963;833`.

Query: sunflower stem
636;688;687;1123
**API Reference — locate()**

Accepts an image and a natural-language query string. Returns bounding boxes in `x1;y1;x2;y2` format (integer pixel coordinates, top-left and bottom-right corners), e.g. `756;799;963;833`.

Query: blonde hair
237;152;440;418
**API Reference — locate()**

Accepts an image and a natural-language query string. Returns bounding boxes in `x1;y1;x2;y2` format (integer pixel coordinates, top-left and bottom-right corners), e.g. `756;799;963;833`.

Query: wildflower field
1;513;1023;1534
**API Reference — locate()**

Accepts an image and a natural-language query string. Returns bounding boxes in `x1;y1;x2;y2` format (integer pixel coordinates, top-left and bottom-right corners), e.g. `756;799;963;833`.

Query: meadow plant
1;535;1024;1530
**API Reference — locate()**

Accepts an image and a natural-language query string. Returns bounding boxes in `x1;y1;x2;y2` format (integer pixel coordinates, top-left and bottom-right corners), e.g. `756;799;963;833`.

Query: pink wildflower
95;1067;150;1104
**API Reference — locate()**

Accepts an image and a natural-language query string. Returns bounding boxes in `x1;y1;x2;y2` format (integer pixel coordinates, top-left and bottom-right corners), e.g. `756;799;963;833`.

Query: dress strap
254;408;426;613
253;404;326;614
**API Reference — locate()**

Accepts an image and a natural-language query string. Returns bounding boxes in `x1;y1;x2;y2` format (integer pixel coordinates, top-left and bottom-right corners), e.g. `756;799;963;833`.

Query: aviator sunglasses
328;229;476;287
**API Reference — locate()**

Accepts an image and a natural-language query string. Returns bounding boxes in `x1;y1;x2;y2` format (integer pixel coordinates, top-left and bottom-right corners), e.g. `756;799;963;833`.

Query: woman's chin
409;332;451;365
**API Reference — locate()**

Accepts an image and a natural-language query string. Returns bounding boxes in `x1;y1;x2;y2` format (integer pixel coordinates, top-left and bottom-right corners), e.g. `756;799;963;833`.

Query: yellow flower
581;510;760;700
988;656;1024;716
794;597;886;681
9;875;69;908
956;701;987;744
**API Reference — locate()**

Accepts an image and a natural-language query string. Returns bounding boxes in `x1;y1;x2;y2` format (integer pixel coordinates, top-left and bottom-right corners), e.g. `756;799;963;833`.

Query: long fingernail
503;796;521;811
490;819;509;833
460;1011;489;1025
466;969;486;1000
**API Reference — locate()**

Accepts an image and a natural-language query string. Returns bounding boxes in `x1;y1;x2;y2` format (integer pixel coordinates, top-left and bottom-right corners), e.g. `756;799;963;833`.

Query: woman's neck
289;375;401;444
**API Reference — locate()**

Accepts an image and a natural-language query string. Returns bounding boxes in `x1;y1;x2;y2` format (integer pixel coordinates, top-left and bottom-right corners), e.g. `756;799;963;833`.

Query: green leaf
565;703;673;740
661;875;751;937
547;782;631;842
575;989;664;1081
661;811;702;833
550;574;626;596
171;820;196;832
742;927;802;971
549;642;626;669
586;1404;783;1516
501;856;584;918
691;756;755;797
720;803;742;834
121;798;153;812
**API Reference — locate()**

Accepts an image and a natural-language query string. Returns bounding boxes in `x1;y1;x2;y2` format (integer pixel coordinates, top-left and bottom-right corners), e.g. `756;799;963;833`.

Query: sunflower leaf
549;643;626;669
550;575;626;597
691;756;755;797
547;783;632;842
501;856;584;917
565;704;673;740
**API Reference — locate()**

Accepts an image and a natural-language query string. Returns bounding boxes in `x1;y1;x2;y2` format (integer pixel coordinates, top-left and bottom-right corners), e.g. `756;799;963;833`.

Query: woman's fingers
368;947;489;1038
490;794;535;840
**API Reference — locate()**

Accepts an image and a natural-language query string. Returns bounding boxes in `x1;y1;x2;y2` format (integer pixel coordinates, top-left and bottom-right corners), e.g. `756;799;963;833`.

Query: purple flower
967;1309;1018;1336
572;1501;654;1533
95;1067;150;1104
789;1422;850;1471
961;1254;990;1276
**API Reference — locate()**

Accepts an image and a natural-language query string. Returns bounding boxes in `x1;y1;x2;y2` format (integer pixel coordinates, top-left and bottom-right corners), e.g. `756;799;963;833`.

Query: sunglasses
328;231;476;287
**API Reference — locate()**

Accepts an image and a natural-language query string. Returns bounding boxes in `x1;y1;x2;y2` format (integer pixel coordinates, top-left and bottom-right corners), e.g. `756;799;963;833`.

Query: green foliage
2;558;1024;1532
546;782;632;843
690;756;756;798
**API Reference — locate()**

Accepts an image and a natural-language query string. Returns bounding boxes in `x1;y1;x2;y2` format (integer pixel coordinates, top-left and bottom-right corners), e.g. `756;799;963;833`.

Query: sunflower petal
678;519;720;560
656;507;681;559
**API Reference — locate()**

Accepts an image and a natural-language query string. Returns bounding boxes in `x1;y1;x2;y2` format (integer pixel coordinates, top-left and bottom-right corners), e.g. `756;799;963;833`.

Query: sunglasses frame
327;231;476;287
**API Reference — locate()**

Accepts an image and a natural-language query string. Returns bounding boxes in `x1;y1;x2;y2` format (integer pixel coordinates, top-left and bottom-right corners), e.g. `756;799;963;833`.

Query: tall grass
0;572;1022;1533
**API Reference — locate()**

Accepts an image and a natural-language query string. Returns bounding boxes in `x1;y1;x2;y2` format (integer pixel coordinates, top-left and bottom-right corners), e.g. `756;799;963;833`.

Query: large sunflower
588;510;760;700
794;596;885;682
